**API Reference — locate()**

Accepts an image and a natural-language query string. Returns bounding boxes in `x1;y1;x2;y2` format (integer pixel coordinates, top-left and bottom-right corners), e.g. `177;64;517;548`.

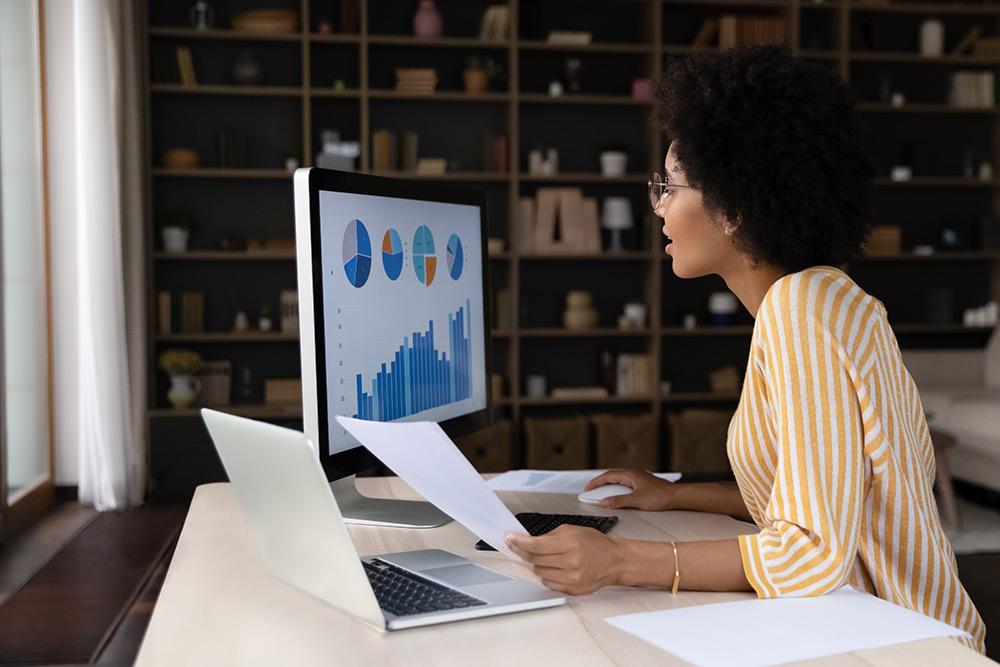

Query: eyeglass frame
648;171;696;210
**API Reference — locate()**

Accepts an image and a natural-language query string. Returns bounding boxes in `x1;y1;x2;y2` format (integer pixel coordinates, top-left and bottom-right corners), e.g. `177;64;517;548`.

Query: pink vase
413;0;443;38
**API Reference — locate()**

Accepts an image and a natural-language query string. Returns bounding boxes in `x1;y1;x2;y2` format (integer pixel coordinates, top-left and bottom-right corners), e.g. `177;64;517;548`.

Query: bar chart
352;299;474;421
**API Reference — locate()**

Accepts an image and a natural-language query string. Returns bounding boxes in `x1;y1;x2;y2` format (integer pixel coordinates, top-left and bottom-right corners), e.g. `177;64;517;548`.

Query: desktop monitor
293;168;493;527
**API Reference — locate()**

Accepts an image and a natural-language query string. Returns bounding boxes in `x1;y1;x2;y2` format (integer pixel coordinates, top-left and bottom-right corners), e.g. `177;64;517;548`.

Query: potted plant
259;305;274;332
156;211;196;252
463;55;501;94
159;349;203;408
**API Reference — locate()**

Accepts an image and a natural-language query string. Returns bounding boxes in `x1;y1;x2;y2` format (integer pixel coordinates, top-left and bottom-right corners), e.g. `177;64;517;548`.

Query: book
479;5;510;42
719;15;738;50
372;129;398;171
158;291;172;334
401;131;419;171
176;47;197;86
180;292;204;333
692;19;719;48
952;26;983;55
415;158;446;174
517;197;535;253
547;31;592;45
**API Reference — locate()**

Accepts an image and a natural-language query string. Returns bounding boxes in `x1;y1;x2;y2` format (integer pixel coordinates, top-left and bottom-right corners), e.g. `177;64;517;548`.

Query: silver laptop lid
200;408;386;631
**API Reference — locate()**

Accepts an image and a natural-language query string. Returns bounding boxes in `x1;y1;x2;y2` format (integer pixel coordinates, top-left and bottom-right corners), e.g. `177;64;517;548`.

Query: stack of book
972;35;1000;56
719;15;786;50
949;71;996;108
157;291;204;334
264;378;302;406
616;354;653;398
395;68;438;95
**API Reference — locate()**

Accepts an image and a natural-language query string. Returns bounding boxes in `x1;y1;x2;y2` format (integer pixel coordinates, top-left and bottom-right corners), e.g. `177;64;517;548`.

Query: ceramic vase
413;0;442;38
168;374;202;408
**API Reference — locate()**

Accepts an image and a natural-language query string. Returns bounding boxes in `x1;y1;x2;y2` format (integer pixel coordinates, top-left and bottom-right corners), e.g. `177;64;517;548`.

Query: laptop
201;408;566;631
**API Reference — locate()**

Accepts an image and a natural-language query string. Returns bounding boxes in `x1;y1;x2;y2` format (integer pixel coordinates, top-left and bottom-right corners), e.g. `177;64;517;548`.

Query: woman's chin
668;253;704;279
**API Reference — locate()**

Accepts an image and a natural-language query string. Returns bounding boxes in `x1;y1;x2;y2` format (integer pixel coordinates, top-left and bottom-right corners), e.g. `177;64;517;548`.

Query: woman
504;44;986;652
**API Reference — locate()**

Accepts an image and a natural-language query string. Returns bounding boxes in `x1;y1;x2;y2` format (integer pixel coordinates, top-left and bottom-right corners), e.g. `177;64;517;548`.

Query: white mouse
577;483;633;505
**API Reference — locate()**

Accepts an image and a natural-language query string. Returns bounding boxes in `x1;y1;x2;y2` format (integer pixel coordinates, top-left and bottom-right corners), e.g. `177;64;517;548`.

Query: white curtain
49;0;146;510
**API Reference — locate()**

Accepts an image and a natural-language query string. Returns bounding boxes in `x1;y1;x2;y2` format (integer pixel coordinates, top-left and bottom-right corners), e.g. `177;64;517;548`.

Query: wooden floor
0;497;997;664
0;502;185;666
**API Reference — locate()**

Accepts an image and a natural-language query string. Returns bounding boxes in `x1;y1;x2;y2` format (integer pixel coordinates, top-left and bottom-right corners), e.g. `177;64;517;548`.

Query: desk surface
137;478;993;667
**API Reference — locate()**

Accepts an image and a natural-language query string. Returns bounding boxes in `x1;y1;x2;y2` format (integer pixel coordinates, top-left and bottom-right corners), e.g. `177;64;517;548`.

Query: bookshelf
143;0;1000;497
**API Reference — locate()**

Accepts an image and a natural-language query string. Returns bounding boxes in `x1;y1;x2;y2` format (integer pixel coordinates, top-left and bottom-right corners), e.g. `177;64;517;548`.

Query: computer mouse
577;483;633;505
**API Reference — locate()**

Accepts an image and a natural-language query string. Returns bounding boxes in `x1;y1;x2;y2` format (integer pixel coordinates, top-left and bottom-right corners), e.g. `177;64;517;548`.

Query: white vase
162;226;189;252
599;151;627;177
168;374;202;408
920;19;944;57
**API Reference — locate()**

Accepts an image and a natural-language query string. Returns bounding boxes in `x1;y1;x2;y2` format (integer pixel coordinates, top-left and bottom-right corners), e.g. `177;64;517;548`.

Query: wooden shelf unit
143;0;1000;492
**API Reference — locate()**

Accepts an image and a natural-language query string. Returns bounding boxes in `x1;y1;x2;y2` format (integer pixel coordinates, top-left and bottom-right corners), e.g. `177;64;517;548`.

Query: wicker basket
196;360;231;406
592;413;657;470
524;415;589;469
666;409;733;476
455;421;512;473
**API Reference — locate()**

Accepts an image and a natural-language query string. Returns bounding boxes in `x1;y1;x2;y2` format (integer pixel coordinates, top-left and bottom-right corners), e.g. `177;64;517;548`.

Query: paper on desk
606;585;970;667
336;417;527;560
486;469;681;494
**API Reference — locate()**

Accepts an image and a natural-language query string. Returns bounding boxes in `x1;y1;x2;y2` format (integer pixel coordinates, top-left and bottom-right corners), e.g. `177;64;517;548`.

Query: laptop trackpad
423;564;511;587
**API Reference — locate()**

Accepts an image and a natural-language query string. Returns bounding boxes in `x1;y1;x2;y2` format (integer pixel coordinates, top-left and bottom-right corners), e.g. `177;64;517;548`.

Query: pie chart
342;219;372;288
382;228;403;281
412;225;437;287
446;234;463;280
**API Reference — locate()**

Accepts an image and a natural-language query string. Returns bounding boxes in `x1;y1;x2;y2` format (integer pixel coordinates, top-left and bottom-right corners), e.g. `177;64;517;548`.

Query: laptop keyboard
363;558;487;617
475;512;619;551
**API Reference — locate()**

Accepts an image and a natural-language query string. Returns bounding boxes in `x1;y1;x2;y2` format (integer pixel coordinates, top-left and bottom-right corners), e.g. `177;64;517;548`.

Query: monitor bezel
300;168;494;481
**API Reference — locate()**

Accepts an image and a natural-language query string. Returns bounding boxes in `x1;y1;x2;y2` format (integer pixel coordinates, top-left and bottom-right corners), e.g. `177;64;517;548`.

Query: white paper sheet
486;469;681;494
606;586;970;667
336;417;527;559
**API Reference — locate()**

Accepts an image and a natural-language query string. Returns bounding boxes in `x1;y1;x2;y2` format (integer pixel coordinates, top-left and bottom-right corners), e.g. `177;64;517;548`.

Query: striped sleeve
739;272;871;598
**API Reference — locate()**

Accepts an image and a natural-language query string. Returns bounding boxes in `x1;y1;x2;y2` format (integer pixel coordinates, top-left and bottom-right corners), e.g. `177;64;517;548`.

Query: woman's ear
724;213;743;237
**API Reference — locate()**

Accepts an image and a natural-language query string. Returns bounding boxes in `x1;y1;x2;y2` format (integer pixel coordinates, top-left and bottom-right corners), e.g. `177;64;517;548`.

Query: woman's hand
505;525;625;595
584;469;678;510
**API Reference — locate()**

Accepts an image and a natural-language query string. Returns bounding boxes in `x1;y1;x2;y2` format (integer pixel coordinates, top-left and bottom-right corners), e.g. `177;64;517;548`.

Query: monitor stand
331;475;452;528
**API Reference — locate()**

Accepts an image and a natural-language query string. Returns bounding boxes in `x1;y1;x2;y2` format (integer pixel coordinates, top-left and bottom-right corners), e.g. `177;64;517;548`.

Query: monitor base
331;475;453;528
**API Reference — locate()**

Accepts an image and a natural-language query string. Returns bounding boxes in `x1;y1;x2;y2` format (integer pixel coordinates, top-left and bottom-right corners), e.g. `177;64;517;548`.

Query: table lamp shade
602;197;634;231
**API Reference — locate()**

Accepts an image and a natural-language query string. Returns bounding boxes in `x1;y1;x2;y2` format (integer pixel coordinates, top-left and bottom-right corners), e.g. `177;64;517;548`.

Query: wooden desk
137;479;993;666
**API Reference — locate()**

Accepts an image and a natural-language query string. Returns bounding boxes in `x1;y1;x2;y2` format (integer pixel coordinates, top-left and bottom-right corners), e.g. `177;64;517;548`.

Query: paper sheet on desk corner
605;585;970;667
336;417;526;560
486;469;681;494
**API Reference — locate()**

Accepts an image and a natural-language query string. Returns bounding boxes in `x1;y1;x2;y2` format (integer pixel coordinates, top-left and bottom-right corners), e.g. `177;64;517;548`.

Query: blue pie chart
342;219;372;288
412;225;437;286
382;229;404;281
446;234;463;280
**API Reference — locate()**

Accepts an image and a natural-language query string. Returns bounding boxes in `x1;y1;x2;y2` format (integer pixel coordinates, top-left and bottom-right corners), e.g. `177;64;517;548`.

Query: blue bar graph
352;300;473;421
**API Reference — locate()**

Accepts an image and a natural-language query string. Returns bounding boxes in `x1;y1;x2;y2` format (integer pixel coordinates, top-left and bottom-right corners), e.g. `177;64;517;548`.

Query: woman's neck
720;258;788;318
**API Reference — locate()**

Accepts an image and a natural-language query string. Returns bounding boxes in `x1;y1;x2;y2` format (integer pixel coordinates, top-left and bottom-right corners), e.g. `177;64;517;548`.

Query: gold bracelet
670;540;680;595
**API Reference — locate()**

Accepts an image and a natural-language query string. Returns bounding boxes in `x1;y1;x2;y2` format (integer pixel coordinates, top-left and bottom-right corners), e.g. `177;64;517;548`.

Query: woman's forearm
667;482;754;522
615;537;753;592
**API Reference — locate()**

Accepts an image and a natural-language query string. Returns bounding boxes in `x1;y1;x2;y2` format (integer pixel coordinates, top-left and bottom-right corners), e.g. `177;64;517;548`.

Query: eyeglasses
648;172;695;210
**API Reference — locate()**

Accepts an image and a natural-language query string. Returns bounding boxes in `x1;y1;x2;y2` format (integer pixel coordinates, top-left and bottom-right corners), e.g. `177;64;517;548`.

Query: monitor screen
316;190;488;456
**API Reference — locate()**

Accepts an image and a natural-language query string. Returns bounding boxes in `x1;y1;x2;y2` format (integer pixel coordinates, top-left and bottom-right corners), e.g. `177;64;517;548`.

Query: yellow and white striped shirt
728;266;986;653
